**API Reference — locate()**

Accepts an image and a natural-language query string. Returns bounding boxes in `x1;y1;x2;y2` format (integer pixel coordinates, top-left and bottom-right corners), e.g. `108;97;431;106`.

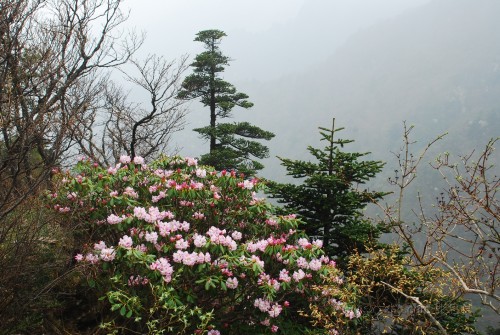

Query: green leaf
120;305;126;316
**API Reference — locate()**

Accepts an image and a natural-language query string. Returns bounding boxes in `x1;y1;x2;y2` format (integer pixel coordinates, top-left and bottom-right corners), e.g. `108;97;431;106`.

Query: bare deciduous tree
73;54;189;166
430;138;499;314
0;1;153;331
376;123;499;326
0;0;141;221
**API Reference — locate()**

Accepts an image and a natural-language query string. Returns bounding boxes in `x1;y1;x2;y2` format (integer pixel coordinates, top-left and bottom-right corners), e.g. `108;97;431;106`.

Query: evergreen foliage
269;119;386;261
178;29;274;175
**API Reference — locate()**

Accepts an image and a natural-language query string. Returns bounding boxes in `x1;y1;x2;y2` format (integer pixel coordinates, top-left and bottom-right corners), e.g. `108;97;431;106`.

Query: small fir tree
269;119;386;261
178;29;274;175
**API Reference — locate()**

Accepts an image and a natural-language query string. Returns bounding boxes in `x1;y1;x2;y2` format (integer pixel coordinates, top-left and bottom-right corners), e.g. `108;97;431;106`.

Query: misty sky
117;0;442;160
123;0;431;80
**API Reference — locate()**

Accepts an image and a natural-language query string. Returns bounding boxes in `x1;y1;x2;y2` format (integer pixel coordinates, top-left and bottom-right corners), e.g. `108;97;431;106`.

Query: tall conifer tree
178;29;274;175
269;119;386;261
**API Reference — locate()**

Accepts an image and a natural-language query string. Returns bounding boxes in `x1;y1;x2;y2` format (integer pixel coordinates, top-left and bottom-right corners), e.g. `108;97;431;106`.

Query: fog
120;0;499;189
122;0;453;163
124;0;431;80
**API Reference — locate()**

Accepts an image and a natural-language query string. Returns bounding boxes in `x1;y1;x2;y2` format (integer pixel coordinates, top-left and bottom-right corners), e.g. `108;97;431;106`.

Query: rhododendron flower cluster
150;257;174;283
50;155;360;334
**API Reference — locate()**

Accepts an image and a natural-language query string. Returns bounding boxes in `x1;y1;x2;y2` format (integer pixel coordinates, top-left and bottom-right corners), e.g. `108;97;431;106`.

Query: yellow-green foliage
305;245;479;334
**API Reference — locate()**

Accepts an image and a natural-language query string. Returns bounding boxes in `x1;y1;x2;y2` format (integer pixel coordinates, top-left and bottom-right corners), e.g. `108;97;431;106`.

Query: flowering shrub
50;155;359;334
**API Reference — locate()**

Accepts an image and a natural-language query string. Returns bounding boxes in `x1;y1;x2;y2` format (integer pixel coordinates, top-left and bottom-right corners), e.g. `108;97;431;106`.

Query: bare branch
381;281;448;335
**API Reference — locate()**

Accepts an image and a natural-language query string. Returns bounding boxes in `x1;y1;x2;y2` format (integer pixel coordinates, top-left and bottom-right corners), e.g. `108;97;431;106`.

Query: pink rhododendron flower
144;231;158;244
109;190;119;197
100;247;115;262
254;298;271;312
185;157;198;166
85;253;99;264
308;259;322;271
292;269;305;282
249;191;265;205
250;255;265;268
207;330;220;335
197;252;211;263
247;239;268;253
133;156;144;165
296;257;309;269
193;234;207;247
123;187;138;198
175;238;189;250
67;192;77;200
192;212;205;220
58;206;71;213
265;218;278;227
203;252;211;263
107;214;125;225
74;254;84;262
190;181;204;190
344;308;362;319
226;277;238;289
119;155;131;164
94;241;107;250
268;303;282;318
231;231;242;241
271;325;279;333
180;221;190;231
312;239;323;248
259;273;280;291
238;180;254;189
195;168;206;178
150;257;174;283
279;269;291;283
118;235;133;249
152;191;166;203
107;165;118;174
134;207;148;220
320;255;330;264
206;227;237;250
297;238;311;248
164;211;175;220
136;244;148;253
172;251;210;266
